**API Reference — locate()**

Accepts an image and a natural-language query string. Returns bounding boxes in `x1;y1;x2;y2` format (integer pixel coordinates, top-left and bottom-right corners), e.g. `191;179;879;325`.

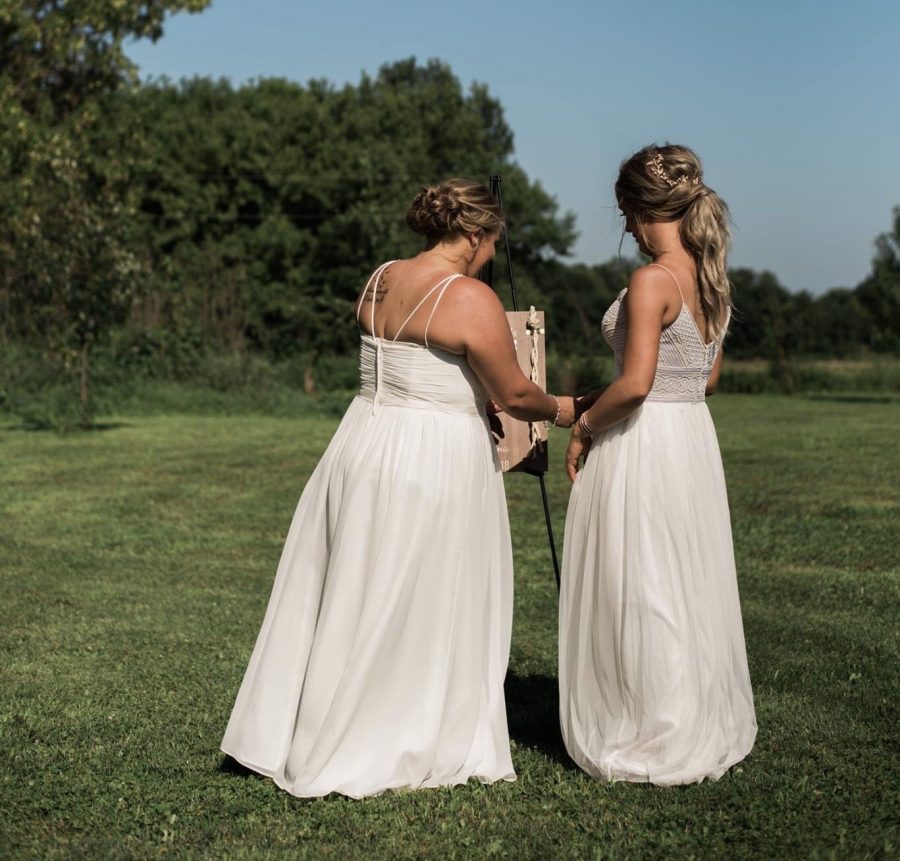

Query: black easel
480;175;561;592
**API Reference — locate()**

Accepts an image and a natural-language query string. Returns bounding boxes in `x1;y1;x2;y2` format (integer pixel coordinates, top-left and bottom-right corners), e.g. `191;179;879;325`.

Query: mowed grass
0;394;897;860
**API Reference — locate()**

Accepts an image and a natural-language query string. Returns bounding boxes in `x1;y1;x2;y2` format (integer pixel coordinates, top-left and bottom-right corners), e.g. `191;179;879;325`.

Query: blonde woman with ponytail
559;145;756;785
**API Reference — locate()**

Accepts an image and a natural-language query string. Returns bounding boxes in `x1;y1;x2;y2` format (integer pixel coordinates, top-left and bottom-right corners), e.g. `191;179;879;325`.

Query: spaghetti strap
647;263;685;305
391;274;457;344
423;275;461;348
356;261;395;333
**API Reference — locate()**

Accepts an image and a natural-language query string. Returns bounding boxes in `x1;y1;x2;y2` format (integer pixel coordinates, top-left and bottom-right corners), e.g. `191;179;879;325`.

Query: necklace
420;249;468;275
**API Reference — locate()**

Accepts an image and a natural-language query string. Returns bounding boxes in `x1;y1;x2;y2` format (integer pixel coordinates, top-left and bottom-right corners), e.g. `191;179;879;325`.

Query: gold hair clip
647;152;702;188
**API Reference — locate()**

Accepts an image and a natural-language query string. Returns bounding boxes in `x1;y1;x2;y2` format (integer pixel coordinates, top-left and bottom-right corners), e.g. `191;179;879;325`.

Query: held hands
487;392;587;479
575;387;605;418
553;395;576;428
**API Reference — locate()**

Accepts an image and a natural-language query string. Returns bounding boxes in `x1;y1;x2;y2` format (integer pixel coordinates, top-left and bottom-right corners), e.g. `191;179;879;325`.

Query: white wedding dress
221;262;516;798
560;264;756;785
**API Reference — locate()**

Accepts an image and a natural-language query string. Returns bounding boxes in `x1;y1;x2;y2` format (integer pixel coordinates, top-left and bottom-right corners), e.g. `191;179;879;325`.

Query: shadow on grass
806;394;897;404
218;755;268;780
2;420;131;433
504;671;578;770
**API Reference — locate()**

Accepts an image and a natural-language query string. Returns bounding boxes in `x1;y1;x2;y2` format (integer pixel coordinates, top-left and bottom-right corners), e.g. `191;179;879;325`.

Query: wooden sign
493;309;548;476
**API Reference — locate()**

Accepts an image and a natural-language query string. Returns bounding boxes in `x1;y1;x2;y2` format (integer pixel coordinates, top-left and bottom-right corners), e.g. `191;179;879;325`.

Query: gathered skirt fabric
560;401;756;785
221;395;516;798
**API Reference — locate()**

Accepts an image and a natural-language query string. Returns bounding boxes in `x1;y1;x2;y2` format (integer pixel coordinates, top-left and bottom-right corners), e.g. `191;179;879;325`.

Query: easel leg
539;474;561;591
487;173;561;594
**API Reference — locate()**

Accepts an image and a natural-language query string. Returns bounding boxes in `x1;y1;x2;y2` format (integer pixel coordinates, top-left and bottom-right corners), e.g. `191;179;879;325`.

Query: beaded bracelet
578;412;595;437
550;395;561;427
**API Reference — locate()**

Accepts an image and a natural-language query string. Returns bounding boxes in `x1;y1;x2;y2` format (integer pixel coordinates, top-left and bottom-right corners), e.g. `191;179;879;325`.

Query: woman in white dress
221;178;575;798
559;145;756;785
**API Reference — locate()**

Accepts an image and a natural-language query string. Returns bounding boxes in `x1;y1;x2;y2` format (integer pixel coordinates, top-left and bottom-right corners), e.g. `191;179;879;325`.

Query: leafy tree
118;60;577;364
725;268;795;388
856;206;900;353
804;288;872;357
0;0;210;423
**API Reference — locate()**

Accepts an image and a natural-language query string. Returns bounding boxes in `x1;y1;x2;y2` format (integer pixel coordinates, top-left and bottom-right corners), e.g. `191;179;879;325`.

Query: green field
1;395;898;860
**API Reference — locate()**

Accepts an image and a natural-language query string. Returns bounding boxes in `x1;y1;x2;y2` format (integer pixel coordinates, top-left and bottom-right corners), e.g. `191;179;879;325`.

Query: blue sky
128;0;900;295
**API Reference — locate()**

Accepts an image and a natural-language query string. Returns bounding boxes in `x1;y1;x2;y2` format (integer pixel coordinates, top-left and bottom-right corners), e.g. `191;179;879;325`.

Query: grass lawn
1;394;897;860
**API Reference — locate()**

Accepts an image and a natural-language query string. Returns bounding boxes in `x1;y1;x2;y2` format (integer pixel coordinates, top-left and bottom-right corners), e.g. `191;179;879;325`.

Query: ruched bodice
602;287;730;402
358;335;487;417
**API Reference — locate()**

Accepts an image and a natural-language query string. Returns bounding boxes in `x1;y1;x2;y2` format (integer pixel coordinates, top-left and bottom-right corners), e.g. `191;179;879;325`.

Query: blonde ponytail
679;187;731;338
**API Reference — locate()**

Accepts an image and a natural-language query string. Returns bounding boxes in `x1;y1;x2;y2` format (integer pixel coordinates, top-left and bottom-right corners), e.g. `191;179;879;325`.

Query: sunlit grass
1;395;897;859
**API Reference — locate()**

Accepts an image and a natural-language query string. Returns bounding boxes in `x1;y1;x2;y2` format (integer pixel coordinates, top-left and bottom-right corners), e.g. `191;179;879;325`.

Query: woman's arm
578;270;668;432
452;279;575;426
575;388;607;417
564;269;670;480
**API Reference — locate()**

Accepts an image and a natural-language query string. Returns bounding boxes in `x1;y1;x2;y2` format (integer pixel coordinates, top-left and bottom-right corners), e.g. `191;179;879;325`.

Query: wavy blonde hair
615;144;732;338
406;178;504;242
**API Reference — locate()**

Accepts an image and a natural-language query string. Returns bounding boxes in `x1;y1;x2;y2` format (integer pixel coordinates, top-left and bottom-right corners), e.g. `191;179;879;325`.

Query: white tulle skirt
560;401;756;785
222;395;515;798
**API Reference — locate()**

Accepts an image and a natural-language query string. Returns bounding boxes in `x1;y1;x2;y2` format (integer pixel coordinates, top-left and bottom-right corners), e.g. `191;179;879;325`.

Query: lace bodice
601;279;730;403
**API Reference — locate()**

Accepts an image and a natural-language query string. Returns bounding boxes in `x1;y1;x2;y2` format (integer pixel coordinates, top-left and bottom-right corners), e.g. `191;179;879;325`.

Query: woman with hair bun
559;145;756;785
222;177;575;798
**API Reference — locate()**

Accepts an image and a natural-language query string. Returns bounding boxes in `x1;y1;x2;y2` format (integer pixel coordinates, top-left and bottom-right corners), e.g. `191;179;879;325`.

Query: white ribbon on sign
526;305;544;449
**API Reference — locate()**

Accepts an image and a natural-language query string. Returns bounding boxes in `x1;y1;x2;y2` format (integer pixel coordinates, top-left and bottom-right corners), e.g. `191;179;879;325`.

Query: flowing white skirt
560;401;756;785
222;396;515;798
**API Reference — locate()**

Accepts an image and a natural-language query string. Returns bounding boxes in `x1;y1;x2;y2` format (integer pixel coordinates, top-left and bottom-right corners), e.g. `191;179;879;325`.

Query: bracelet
549;395;561;427
578;412;595;437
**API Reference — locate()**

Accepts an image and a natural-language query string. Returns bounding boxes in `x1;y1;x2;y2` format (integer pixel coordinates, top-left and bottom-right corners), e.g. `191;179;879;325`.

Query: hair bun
405;178;504;241
406;186;461;237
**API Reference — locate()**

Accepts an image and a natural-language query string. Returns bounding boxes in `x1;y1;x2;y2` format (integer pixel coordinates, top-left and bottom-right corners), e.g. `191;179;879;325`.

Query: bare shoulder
626;265;677;314
441;276;506;318
629;263;677;293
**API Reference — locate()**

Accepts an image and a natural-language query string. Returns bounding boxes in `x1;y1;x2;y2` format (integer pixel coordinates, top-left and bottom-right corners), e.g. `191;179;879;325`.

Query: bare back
645;259;709;343
354;258;561;422
356;258;478;354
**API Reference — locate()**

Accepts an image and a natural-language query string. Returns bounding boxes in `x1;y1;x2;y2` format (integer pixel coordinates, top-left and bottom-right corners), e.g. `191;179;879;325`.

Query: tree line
1;2;898;424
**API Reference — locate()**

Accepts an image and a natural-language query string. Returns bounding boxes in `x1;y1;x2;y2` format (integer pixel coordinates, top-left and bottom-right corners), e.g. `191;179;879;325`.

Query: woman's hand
575;388;605;419
565;424;592;483
554;395;576;428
